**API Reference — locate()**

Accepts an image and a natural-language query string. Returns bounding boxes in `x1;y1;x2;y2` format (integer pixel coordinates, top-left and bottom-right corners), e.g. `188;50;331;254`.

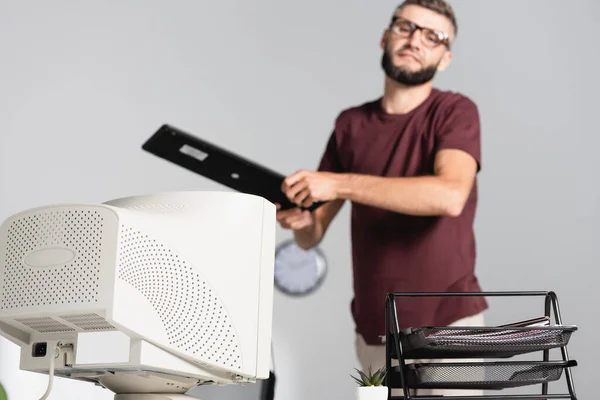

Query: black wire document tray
397;325;577;359
385;292;579;399
390;360;577;390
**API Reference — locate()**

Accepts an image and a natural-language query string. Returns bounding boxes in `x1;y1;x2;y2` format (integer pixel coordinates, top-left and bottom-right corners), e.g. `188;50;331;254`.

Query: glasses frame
388;16;451;50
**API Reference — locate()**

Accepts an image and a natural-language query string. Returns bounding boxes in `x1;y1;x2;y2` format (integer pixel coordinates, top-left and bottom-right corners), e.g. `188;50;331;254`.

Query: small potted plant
351;365;388;400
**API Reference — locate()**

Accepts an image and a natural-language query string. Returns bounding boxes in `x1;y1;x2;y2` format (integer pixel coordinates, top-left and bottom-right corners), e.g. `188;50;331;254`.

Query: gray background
0;0;597;399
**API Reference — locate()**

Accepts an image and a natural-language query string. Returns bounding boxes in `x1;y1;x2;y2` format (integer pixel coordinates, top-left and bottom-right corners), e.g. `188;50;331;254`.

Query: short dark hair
396;0;458;36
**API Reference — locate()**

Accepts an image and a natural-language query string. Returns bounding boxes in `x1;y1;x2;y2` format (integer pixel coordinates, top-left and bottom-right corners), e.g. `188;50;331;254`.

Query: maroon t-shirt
318;88;488;345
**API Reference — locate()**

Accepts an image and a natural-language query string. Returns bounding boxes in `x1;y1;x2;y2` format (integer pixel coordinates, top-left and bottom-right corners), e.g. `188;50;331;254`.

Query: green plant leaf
357;368;370;384
0;382;7;400
371;367;387;386
350;373;366;386
351;366;388;387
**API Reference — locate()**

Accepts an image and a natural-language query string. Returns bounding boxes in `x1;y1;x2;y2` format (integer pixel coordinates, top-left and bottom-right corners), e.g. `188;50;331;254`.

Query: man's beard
381;48;439;86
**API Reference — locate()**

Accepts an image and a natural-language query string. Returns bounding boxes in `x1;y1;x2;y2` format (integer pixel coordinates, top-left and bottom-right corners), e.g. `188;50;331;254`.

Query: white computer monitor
0;191;276;400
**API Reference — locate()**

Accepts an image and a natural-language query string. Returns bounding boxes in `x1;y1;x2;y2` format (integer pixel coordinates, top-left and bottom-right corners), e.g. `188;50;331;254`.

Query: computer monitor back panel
0;192;275;381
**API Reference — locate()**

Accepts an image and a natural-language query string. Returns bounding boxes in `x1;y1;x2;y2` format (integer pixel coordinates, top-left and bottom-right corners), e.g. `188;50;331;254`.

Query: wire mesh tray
395;325;577;359
393;360;577;390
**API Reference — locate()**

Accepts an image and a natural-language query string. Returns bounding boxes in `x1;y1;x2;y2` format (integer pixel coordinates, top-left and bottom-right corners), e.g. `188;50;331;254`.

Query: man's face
381;5;454;86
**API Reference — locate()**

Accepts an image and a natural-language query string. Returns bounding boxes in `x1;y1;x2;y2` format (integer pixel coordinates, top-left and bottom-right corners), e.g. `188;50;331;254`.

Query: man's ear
380;30;389;50
437;50;453;72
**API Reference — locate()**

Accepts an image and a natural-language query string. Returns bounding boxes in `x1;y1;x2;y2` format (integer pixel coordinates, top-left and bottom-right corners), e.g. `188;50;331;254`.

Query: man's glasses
389;17;450;49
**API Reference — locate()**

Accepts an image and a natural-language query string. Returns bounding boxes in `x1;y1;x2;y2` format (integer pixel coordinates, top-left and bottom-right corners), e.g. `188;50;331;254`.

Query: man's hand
275;204;316;230
281;170;341;208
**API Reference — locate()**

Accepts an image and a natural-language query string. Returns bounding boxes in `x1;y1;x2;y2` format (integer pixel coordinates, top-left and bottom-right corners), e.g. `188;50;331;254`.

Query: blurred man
277;0;487;396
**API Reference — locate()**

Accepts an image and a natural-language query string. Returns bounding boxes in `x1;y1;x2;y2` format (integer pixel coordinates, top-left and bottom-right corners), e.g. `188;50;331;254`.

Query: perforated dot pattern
1;210;102;310
61;313;115;331
117;226;242;371
15;316;75;333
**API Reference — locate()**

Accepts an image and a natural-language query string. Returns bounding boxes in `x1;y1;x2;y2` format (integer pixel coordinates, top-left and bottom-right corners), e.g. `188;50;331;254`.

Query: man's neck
380;77;433;115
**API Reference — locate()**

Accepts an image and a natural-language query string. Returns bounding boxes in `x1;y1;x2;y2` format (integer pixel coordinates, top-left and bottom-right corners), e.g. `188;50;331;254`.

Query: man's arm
283;148;478;217
294;199;345;249
337;148;477;216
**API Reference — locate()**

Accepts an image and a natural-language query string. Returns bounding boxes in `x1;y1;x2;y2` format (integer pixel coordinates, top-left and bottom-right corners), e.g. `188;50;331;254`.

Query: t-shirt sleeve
435;96;482;172
317;130;345;173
